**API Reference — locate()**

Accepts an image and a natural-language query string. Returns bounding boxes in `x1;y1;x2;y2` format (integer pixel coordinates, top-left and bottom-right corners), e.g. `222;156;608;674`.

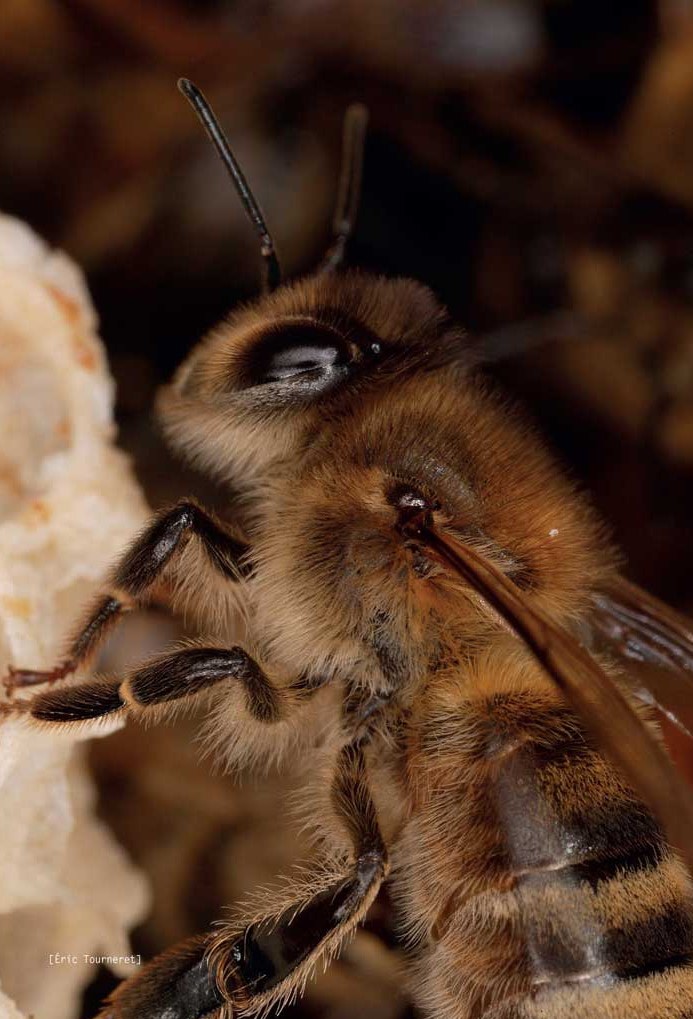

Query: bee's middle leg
3;645;284;728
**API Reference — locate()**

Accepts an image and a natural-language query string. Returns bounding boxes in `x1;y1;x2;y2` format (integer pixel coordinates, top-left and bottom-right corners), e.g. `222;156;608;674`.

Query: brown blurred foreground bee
6;78;693;1019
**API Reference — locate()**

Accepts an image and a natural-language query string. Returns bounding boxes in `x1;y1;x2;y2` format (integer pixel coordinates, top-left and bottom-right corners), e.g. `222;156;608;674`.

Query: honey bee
6;78;693;1019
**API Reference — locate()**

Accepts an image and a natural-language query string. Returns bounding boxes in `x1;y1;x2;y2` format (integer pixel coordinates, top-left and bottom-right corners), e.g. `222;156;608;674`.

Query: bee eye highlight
262;338;346;383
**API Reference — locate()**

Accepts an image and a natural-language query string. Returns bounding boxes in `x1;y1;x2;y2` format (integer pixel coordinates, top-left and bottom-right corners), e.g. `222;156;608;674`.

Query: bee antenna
320;103;369;273
178;77;281;294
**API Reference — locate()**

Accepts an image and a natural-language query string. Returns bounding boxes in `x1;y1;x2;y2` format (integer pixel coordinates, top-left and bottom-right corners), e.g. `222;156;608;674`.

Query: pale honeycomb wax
0;214;151;1019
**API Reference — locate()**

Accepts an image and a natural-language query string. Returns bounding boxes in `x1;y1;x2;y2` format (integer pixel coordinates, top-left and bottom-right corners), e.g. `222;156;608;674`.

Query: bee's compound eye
247;322;350;386
263;339;345;382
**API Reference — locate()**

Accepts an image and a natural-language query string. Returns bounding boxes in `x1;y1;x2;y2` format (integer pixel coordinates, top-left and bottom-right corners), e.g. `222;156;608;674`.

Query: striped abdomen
398;645;693;1019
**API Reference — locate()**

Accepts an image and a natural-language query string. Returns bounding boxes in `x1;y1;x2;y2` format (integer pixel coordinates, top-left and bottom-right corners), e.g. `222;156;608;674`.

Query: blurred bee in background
6;79;693;1019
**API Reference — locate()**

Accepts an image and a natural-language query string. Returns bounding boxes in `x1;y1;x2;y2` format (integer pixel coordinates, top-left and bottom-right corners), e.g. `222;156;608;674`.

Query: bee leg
95;743;387;1019
3;500;249;693
3;646;282;728
209;741;387;1012
94;935;225;1019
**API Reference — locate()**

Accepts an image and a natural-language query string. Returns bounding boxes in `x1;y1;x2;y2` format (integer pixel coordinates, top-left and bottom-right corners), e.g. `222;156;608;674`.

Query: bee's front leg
3;499;249;693
95;743;388;1019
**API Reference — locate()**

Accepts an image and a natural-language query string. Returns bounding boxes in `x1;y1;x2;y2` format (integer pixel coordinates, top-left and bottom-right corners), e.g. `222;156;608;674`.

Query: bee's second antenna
178;78;281;294
321;103;369;273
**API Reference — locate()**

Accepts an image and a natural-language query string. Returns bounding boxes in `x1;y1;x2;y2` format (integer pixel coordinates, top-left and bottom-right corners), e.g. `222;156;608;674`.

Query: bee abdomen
485;707;693;1016
404;682;693;1019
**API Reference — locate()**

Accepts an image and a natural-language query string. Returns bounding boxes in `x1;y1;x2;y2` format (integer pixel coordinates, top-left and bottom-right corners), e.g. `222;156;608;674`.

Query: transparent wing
590;577;693;742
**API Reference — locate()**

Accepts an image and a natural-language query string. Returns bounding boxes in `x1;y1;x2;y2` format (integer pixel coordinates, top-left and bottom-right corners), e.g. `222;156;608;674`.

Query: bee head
159;81;466;504
156;273;466;494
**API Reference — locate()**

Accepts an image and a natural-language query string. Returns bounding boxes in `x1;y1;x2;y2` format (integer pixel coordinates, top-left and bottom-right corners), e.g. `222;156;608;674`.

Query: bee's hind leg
94;936;223;1019
94;742;388;1018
